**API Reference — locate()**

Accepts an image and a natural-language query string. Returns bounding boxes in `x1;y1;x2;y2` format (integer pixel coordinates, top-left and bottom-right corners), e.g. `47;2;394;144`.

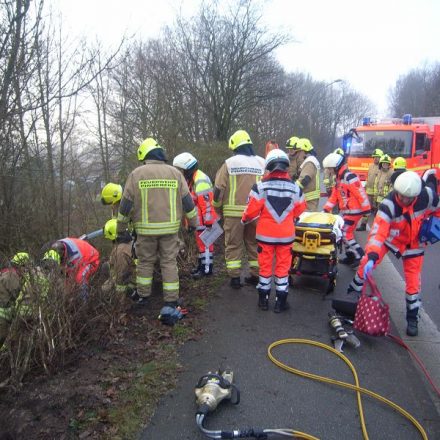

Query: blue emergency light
419;216;440;244
362;117;371;126
402;114;412;125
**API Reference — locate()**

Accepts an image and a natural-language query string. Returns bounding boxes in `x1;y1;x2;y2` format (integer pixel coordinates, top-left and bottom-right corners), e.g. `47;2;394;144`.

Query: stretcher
291;212;343;295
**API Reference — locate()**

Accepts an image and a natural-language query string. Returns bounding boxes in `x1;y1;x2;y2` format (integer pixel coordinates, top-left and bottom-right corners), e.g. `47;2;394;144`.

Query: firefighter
357;148;383;231
422;167;440;195
116;138;198;319
390;157;407;186
241;150;306;312
101;183;123;218
102;218;136;296
322;152;370;267
173;152;218;278
0;253;29;347
213;130;265;289
285;137;320;211
324;148;345;196
347;171;440;336
374;154;393;205
45;238;100;298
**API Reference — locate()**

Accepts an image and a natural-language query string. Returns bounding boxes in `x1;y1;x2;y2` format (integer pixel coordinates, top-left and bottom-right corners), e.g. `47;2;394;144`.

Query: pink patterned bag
353;274;390;336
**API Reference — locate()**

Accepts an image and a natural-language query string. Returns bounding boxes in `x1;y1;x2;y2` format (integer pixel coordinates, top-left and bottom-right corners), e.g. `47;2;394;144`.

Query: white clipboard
199;221;224;247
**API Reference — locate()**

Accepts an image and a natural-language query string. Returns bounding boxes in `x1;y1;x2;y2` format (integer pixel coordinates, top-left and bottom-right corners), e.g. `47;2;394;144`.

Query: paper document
200;222;224;246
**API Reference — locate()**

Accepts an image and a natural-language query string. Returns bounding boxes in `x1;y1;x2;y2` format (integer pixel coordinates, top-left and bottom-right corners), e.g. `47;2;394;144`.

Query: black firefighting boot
339;252;355;265
230;277;242;289
406;306;419;337
258;290;269;311
274;291;289;313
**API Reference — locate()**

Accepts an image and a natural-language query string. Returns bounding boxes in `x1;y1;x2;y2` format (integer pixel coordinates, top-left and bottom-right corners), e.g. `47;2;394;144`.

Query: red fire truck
346;114;440;182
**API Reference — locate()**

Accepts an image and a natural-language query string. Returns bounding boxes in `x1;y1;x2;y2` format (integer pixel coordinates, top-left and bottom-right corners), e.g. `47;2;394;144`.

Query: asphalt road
389;243;440;330
141;258;440;440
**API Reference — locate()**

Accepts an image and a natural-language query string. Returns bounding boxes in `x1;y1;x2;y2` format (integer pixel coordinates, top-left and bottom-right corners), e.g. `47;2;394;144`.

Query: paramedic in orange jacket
49;238;100;297
173;152;218;278
347;171;440;336
322;152;370;267
241;150;306;313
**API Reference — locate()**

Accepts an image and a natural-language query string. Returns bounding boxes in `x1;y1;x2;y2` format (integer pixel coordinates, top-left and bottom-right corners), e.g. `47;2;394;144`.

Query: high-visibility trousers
135;234;180;302
256;242;292;294
223;217;259;278
195;229;214;268
342;214;364;259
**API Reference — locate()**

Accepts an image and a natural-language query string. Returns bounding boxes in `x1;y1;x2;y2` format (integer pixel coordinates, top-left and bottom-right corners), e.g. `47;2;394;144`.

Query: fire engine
345;114;440;182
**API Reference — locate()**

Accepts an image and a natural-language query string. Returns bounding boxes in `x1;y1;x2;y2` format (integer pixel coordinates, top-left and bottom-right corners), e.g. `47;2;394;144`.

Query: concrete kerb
373;252;440;411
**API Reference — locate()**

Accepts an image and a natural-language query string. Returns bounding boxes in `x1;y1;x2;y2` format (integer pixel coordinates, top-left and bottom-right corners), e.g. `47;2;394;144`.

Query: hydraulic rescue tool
194;370;318;439
328;312;360;352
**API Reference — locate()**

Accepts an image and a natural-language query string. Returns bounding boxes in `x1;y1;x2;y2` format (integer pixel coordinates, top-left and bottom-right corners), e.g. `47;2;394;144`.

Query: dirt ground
0;262;225;439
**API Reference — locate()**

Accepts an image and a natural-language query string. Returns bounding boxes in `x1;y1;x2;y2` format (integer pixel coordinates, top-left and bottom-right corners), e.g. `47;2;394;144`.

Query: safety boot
230;277;242;289
244;275;259;286
191;259;203;279
274;292;289;313
339;252;355;265
406;307;419;337
258;291;269;311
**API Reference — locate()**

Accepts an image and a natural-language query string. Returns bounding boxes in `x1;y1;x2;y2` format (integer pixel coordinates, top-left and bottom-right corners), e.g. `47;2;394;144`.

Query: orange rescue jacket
241;171;306;244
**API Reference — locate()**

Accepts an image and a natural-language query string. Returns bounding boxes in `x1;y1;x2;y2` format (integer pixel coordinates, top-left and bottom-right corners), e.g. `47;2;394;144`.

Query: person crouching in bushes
101;218;136;298
241;150;306;313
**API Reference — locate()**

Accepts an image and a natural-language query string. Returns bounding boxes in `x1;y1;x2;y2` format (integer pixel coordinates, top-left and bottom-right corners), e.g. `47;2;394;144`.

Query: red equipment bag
353;274;390;336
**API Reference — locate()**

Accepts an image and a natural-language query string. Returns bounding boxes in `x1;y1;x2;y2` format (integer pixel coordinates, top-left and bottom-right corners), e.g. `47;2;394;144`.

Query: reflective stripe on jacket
297;155;321;202
241;171;306;244
366;187;440;259
366;163;380;195
323;165;371;216
213;155;265;217
118;160;198;235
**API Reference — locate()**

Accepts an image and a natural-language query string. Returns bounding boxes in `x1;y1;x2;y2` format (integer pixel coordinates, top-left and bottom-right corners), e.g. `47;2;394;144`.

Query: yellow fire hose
268;338;428;440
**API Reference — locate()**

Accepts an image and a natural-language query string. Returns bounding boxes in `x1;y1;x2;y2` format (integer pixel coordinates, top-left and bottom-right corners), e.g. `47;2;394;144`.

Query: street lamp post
308;79;343;139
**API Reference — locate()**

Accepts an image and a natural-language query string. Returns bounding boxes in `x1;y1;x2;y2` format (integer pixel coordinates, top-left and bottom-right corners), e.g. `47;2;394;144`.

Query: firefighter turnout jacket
323;164;371;216
296;155;321;209
117;160;198;234
365;162;380;196
213;155;265;217
374;168;394;204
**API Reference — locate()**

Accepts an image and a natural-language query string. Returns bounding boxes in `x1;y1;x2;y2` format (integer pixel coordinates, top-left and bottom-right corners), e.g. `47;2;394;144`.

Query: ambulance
345;114;440;182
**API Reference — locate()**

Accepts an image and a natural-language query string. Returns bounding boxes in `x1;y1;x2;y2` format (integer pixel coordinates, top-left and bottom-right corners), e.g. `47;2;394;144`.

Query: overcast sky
51;0;440;117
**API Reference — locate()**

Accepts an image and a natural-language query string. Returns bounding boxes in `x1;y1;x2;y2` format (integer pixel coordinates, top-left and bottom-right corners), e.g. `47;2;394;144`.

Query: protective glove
158;306;187;326
116;230;132;244
363;259;375;277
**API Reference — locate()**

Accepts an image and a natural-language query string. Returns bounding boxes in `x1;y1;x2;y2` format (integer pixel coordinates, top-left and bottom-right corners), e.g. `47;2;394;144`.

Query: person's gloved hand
116;230;132;244
364;259;375;277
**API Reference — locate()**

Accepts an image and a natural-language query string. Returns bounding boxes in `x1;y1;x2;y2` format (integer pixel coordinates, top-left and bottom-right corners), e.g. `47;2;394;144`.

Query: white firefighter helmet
265;149;290;171
394;171;422;197
322;152;344;169
173;152;198;170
